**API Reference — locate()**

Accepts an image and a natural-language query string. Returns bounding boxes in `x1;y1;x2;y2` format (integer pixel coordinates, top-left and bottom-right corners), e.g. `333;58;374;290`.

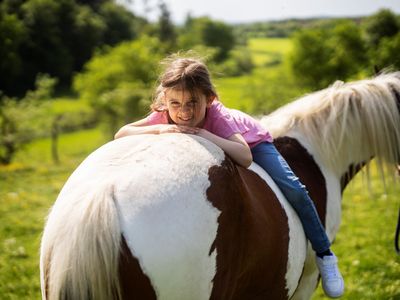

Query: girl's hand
158;124;199;135
195;128;212;139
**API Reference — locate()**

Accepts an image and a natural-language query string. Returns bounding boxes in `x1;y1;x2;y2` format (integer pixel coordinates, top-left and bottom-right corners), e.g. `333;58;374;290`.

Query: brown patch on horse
118;236;157;299
340;162;366;191
274;137;327;225
207;159;290;299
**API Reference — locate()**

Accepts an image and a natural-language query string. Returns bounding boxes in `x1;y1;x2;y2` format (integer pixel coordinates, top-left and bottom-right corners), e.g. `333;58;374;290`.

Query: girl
115;56;344;298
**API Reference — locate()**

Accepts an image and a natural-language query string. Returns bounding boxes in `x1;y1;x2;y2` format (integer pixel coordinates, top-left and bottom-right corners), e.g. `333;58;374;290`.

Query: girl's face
164;89;213;128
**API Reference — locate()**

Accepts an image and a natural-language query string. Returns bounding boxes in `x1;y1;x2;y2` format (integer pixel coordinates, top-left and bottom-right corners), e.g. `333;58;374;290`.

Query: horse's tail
40;184;122;300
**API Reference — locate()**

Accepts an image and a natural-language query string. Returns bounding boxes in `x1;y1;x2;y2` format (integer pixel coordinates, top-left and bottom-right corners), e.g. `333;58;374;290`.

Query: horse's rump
41;134;308;299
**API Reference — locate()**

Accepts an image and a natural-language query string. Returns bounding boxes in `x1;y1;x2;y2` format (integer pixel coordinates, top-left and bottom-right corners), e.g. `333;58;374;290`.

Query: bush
73;36;164;135
290;21;367;89
374;32;400;70
0;74;56;164
216;47;254;77
364;9;400;47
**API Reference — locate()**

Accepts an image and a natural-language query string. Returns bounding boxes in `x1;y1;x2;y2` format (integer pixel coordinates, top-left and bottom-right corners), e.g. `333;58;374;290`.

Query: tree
202;20;235;61
98;1;143;46
67;4;106;72
73;36;163;135
20;0;77;87
156;0;177;50
290;28;334;89
375;32;400;70
0;11;27;97
178;17;235;62
0;0;144;97
0;75;56;165
75;0;112;11
329;21;368;77
290;21;367;89
364;9;400;47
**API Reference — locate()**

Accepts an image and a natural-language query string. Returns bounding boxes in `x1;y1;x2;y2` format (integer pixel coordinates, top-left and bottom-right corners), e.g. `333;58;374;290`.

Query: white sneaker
316;254;344;298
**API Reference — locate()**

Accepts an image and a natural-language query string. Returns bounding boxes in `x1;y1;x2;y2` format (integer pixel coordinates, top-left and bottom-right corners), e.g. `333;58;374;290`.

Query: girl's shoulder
208;100;231;118
205;100;241;135
209;100;250;122
146;110;169;125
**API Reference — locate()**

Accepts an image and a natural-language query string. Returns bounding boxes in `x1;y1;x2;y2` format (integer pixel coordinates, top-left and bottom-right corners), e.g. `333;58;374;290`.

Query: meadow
216;38;308;115
1;38;399;299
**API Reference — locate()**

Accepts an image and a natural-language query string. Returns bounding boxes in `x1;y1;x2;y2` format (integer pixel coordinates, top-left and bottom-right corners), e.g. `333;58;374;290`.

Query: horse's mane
261;72;400;178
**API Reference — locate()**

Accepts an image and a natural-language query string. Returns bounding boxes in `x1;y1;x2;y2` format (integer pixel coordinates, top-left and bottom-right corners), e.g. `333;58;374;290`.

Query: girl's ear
206;96;215;108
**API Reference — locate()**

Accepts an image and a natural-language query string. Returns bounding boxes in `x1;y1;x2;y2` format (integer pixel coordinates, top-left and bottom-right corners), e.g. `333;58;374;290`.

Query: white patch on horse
115;134;224;300
248;163;307;298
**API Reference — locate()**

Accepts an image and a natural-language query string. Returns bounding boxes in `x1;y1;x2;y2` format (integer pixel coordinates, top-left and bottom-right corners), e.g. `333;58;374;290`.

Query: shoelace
322;262;340;279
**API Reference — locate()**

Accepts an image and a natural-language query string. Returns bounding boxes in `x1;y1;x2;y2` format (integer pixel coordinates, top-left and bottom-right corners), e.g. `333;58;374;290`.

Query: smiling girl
115;56;344;298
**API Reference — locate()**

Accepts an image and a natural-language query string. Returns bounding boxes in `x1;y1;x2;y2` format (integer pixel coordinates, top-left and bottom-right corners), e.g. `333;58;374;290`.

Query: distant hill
232;17;365;41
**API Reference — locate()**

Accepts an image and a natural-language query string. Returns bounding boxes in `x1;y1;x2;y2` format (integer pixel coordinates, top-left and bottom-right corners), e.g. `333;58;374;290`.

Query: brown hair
151;55;218;112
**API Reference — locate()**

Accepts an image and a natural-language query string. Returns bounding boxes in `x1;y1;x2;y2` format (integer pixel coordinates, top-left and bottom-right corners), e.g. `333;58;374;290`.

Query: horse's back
41;134;306;300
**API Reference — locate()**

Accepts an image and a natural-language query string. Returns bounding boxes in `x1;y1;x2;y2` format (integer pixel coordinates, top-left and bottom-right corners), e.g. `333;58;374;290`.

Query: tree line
0;0;247;98
290;9;400;89
0;0;149;96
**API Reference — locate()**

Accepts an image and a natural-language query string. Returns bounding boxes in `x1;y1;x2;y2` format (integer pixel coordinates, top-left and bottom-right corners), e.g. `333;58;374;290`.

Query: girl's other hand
158;124;199;135
195;128;212;139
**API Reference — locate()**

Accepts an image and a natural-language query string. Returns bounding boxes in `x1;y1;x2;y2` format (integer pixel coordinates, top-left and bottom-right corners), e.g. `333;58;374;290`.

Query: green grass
312;171;400;299
50;97;92;115
247;37;293;67
214;37;307;115
0;128;108;299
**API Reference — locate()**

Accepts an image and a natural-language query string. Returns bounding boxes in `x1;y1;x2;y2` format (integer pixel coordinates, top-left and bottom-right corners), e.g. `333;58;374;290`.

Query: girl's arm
197;129;253;168
115;120;253;168
114;118;199;139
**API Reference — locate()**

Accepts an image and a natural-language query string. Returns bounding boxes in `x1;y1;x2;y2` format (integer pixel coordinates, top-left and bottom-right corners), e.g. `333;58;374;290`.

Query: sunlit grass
312;165;400;299
215;37;306;115
50;97;92;115
0;128;108;299
248;37;293;67
215;64;306;115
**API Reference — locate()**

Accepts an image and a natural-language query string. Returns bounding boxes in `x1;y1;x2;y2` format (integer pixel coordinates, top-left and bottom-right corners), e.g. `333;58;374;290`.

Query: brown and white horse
40;72;400;300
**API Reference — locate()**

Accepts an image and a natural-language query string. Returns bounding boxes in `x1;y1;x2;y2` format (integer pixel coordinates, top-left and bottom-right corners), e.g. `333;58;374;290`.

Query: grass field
215;38;308;115
247;38;293;66
0;128;108;299
1;38;399;299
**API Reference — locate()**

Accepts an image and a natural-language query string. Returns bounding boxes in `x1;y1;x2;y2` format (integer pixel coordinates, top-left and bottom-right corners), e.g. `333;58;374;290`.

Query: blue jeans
251;142;331;253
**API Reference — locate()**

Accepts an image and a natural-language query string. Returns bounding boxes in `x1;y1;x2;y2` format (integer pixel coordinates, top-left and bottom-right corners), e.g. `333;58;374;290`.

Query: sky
120;0;400;24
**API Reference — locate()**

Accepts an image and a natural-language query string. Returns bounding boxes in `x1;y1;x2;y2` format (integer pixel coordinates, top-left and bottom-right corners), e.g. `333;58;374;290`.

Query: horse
40;72;400;300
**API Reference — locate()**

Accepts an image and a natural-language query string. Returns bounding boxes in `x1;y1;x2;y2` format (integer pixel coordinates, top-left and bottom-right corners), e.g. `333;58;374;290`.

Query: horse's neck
285;127;374;186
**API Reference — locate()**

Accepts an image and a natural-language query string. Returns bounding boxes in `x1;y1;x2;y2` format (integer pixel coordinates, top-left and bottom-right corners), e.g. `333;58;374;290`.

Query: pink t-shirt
146;100;273;148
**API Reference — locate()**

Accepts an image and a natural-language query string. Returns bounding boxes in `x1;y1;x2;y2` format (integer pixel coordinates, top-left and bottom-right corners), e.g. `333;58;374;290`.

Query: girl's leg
251;142;330;254
251;142;344;298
